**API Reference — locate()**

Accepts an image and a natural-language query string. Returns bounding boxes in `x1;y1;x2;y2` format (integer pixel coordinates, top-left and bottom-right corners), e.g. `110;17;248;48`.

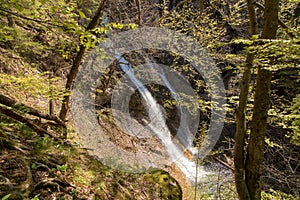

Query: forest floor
0;113;184;200
1;102;300;199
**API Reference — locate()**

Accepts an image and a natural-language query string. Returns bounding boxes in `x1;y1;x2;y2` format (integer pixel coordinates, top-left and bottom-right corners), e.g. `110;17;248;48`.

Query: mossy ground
0;113;182;200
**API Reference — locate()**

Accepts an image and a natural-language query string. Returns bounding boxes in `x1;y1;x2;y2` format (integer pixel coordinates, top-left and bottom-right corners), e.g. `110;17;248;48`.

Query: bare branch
0;104;56;138
0;93;65;127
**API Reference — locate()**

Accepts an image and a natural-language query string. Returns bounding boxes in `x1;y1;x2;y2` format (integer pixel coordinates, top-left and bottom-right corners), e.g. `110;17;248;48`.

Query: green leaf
251;34;259;40
1;194;11;200
78;11;86;19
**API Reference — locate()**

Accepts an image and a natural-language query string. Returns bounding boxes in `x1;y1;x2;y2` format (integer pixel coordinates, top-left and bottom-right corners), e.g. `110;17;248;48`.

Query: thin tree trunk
234;57;252;200
234;0;257;199
260;0;280;40
48;72;54;116
245;0;279;199
253;2;295;40
135;0;141;25
59;0;107;121
245;69;272;200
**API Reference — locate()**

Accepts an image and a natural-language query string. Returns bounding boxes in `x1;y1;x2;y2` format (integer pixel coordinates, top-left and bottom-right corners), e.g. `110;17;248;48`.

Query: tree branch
0;105;55;138
0;93;65;127
0;8;63;28
212;156;235;172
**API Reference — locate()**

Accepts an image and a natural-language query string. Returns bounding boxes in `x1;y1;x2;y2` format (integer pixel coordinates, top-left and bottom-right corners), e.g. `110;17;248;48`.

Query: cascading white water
115;53;211;182
157;67;197;154
70;17;230;197
102;15;210;181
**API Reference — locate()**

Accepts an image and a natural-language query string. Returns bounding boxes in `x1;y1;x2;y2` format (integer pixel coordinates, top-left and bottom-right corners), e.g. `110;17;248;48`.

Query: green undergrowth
0;113;182;200
1;112;298;199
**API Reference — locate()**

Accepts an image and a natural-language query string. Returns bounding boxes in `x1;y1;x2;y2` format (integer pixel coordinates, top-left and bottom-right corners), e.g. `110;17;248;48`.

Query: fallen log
0;105;56;138
0;93;65;127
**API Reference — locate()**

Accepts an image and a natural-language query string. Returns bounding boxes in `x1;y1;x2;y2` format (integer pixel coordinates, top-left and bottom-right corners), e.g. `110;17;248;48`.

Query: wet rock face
147;84;181;137
129;91;149;123
94;63;122;108
95;75;181;138
119;84;181;137
94;49;212;146
95;89;112;108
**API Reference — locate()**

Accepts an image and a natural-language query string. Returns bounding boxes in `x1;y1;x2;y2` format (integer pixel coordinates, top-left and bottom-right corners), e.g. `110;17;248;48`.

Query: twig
212;156;235;172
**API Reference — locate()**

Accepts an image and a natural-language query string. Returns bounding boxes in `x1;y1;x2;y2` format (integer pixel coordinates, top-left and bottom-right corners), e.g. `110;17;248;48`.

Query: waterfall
157;66;196;153
116;55;170;138
102;16;211;181
113;51;210;182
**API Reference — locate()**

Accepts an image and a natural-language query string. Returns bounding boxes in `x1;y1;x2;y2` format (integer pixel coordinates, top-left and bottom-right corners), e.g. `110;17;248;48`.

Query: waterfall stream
101;16;211;182
157;65;196;154
70;22;232;198
114;51;211;182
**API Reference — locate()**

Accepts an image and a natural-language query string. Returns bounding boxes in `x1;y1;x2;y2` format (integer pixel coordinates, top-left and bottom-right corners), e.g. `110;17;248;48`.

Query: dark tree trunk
245;0;279;199
245;69;272;200
234;0;279;199
59;0;107;121
234;0;257;199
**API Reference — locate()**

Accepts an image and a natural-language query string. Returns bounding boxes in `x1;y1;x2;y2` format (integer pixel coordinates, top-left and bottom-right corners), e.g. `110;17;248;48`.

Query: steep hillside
0;0;300;199
0;113;183;199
